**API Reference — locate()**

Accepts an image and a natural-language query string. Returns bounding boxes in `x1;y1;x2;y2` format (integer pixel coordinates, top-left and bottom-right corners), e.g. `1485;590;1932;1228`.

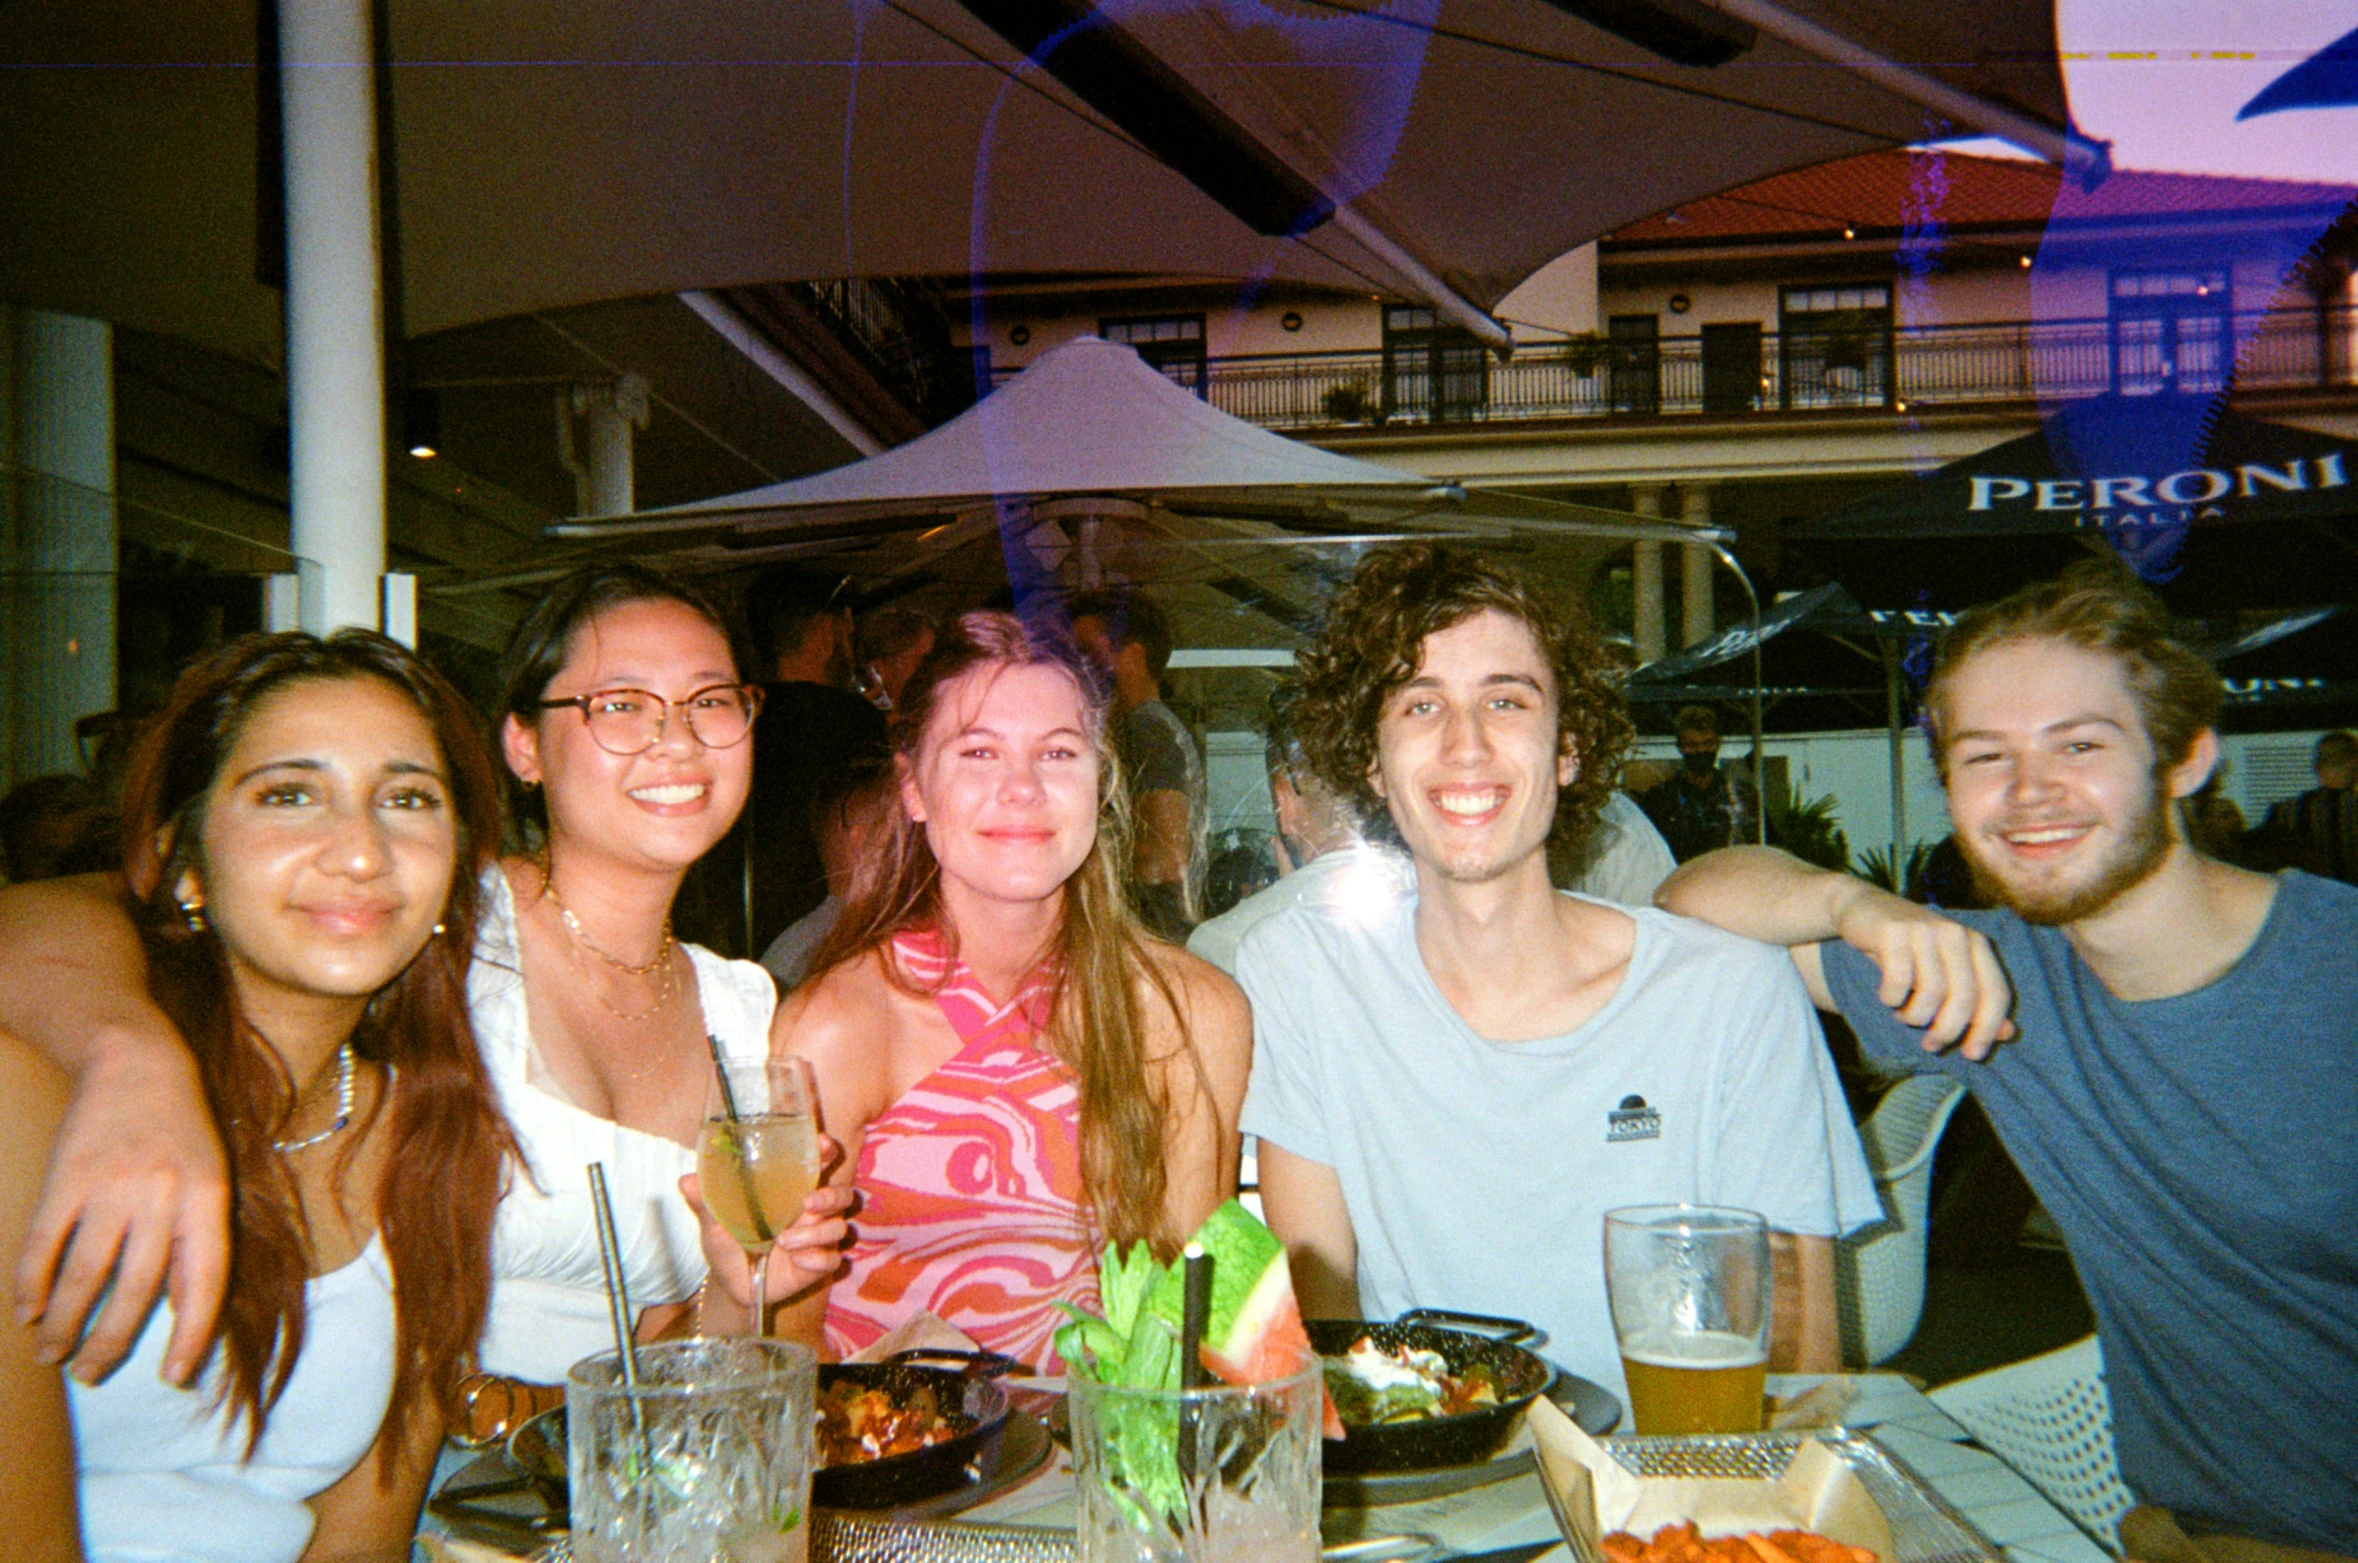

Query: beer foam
1620;1329;1767;1370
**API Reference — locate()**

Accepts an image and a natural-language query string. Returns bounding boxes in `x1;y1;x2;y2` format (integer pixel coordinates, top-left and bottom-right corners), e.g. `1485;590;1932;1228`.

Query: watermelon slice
1147;1199;1344;1439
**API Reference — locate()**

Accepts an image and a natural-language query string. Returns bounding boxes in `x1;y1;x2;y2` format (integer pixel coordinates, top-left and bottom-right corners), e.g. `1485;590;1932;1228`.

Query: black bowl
1312;1309;1554;1474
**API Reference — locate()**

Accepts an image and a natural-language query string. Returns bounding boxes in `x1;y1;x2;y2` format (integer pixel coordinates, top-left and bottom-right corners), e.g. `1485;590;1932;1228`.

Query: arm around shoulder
0;878;230;1386
0;874;177;1073
1661;848;2016;1056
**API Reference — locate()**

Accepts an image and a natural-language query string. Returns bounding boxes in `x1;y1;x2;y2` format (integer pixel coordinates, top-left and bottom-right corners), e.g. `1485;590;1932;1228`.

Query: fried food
815;1379;966;1465
1601;1521;1877;1563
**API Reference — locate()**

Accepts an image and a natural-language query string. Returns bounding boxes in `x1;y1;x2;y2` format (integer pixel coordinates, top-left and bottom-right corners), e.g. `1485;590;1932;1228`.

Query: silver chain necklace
273;1041;357;1155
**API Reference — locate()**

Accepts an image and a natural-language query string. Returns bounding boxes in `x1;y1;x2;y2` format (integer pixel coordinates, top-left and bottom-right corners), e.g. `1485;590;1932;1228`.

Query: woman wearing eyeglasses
0;566;849;1416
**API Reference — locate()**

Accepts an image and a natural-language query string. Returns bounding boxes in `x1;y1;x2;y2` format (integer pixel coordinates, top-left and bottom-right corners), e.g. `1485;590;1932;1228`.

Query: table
951;1375;2110;1563
421;1373;2111;1563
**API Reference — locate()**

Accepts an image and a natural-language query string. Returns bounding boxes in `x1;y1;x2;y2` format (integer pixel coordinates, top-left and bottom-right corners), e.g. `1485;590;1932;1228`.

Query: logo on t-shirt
1607;1094;1662;1143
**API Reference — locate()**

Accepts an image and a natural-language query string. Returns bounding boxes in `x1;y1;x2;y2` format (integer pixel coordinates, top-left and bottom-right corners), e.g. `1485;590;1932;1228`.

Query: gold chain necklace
543;874;680;1021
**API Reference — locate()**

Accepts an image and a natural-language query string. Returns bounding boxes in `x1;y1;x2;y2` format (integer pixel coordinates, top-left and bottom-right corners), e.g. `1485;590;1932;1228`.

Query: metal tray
1595;1430;2000;1563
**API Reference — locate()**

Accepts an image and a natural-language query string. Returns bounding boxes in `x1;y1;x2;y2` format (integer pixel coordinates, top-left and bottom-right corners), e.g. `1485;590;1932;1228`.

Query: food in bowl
1603;1522;1878;1563
815;1377;968;1465
1322;1335;1507;1425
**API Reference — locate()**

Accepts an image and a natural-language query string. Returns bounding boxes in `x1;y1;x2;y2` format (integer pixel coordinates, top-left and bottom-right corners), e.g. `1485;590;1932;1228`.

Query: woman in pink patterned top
705;610;1250;1368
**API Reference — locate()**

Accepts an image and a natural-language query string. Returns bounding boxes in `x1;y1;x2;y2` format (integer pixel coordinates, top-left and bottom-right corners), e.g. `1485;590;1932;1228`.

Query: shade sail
2;0;2069;365
554;336;1709;546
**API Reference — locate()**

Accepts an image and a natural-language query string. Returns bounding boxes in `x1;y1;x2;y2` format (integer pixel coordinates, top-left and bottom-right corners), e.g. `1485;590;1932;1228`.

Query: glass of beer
700;1054;822;1337
1603;1203;1770;1435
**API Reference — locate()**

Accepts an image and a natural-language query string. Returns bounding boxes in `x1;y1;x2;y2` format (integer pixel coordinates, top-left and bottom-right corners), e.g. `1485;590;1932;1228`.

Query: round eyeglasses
536;685;763;756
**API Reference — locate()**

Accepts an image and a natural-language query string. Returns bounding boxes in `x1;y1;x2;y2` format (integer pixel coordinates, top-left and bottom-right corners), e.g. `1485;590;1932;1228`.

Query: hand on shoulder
1828;881;2016;1059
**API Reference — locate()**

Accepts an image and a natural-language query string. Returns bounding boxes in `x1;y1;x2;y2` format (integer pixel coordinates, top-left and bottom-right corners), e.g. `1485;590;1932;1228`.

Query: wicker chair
1929;1334;2134;1547
1836;1074;1967;1365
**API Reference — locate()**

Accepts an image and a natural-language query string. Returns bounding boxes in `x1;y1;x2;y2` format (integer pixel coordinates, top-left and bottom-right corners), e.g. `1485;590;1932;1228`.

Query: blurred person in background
1188;688;1393;977
760;761;893;992
1555;788;1676;906
1638;703;1759;863
2245;729;2358;883
854;605;938;713
0;774;116;886
734;569;890;954
1068;588;1205;941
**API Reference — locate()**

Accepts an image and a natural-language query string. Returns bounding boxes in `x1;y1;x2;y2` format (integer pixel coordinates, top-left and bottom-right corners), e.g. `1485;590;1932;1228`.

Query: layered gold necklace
543;874;679;1021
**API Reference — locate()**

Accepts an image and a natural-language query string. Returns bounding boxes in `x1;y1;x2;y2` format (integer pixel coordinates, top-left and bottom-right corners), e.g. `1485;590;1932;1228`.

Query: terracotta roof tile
1605;150;2356;244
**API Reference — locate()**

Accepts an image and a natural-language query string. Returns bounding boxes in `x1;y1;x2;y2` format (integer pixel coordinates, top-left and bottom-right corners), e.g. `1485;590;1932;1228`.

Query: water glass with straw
699;1039;822;1337
570;1160;818;1561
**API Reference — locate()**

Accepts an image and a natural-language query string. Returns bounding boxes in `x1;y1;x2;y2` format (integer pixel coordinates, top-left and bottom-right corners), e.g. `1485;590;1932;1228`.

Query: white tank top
469;865;778;1382
70;1236;394;1563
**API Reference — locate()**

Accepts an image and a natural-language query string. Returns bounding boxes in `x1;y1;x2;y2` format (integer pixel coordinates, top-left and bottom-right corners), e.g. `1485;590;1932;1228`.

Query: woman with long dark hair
705;610;1252;1368
0;566;846;1414
0;631;514;1560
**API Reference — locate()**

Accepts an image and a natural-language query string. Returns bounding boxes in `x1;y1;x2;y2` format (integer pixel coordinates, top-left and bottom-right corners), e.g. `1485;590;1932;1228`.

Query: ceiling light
402;388;440;460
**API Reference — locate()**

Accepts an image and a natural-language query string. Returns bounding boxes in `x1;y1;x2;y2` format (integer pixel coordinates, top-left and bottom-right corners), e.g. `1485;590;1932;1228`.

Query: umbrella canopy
540;335;1712;644
2;0;2071;366
1794;398;2358;541
586;336;1467;532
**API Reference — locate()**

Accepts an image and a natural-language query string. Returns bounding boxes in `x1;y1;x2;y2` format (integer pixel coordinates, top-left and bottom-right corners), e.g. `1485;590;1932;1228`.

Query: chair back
1929;1334;2134;1547
1836;1074;1967;1364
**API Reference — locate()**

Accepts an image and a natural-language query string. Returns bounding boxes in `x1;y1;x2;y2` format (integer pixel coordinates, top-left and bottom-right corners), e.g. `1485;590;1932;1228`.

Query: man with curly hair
1236;542;1878;1409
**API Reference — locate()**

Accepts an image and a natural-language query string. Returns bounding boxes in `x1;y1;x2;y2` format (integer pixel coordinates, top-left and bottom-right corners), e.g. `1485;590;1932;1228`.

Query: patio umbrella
1794;398;2358;542
539;334;1714;639
2;0;2076;366
1630;580;1964;868
1791;396;2358;610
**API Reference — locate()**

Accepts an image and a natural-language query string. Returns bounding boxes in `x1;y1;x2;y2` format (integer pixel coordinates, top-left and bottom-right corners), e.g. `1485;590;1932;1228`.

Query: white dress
71;1238;394;1563
470;867;778;1383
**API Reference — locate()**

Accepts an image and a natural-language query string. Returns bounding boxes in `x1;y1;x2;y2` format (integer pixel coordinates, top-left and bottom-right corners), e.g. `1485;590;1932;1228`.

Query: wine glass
698;1053;822;1338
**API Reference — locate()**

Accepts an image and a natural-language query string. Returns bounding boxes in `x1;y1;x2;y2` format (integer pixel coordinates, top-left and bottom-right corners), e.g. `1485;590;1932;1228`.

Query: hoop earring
177;898;208;934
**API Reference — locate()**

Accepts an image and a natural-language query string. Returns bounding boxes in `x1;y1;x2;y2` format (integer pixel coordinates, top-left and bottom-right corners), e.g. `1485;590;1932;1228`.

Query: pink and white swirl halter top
822;929;1101;1370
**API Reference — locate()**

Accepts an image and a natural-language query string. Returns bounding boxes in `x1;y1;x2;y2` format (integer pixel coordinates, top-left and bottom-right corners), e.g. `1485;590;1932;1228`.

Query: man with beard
1660;563;2358;1562
1236;543;1878;1413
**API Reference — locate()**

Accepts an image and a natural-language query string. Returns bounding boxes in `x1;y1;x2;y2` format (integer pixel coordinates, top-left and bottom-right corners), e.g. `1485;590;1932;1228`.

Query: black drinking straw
1177;1243;1213;1500
1179;1244;1214;1389
703;1035;775;1245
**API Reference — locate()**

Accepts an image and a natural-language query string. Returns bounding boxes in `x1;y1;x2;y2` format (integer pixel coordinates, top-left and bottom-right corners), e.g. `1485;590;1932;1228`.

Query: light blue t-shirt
1237;886;1880;1409
1823;871;2358;1550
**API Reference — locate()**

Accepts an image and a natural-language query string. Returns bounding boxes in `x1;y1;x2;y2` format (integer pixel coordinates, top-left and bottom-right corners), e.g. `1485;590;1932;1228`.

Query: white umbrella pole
279;0;386;634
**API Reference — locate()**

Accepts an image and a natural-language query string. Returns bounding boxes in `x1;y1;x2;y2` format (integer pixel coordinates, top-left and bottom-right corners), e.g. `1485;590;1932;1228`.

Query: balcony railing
1143;306;2358;432
788;278;976;424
